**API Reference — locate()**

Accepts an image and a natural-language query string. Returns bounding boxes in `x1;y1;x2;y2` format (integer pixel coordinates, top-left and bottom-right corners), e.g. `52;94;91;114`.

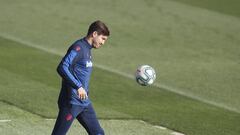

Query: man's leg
51;105;84;135
76;104;104;135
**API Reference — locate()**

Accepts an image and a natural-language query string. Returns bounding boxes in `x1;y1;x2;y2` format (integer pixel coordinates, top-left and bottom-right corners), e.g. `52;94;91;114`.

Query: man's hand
77;87;88;100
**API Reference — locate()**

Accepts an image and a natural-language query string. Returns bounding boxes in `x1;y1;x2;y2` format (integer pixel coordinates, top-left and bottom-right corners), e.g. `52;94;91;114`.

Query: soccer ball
135;65;156;86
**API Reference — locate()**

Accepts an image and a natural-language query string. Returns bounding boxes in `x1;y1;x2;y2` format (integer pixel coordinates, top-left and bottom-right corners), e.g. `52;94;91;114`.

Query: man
52;20;110;135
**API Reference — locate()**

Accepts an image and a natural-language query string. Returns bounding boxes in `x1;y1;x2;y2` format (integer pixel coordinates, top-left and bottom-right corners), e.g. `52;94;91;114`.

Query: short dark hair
87;20;110;36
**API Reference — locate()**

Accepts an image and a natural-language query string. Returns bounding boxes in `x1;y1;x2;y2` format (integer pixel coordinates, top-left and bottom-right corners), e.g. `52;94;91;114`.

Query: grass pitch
0;102;173;135
0;0;240;135
0;36;239;135
171;0;240;17
0;0;240;113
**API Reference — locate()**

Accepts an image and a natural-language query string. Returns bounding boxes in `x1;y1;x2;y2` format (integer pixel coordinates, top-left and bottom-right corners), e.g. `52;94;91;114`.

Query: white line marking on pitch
0;33;239;114
139;120;167;130
153;125;167;130
45;119;55;121
171;132;185;135
0;119;11;122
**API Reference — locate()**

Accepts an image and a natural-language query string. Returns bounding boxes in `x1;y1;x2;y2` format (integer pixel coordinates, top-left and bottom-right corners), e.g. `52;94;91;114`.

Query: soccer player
51;20;110;135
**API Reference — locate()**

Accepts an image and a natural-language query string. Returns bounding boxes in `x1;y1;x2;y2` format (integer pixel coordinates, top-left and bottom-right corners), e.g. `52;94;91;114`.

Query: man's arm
57;49;82;90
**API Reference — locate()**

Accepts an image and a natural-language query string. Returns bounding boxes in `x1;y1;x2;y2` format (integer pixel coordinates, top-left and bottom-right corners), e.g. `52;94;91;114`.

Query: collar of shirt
83;37;93;49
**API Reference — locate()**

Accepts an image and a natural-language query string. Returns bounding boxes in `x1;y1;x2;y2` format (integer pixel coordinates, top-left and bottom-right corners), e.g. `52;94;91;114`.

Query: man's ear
93;31;98;37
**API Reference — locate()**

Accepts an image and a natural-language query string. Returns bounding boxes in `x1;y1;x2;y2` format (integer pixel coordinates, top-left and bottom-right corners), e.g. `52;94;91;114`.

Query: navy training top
57;38;93;107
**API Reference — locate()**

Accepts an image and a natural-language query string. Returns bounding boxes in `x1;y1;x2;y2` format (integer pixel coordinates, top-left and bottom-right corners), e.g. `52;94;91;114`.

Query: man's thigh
52;105;84;135
76;104;104;135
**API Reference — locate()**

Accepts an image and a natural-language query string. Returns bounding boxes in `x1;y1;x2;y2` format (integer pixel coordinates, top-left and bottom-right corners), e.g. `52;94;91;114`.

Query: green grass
0;0;240;134
0;36;240;135
0;102;172;135
0;0;240;113
171;0;240;18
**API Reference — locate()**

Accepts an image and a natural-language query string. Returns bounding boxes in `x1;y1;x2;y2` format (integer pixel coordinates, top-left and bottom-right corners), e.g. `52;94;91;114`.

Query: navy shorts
51;103;104;135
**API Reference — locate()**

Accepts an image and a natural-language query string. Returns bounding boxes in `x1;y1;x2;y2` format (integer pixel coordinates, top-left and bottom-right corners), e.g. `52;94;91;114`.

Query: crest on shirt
74;46;81;51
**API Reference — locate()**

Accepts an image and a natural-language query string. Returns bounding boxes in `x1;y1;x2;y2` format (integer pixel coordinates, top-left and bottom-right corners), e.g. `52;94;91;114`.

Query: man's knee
95;128;104;135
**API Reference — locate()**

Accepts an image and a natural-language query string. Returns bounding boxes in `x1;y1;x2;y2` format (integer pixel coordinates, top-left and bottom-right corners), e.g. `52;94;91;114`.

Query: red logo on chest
75;46;81;51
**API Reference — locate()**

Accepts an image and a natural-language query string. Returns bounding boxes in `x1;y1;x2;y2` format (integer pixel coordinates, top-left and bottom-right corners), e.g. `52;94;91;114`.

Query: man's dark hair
87;20;110;36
